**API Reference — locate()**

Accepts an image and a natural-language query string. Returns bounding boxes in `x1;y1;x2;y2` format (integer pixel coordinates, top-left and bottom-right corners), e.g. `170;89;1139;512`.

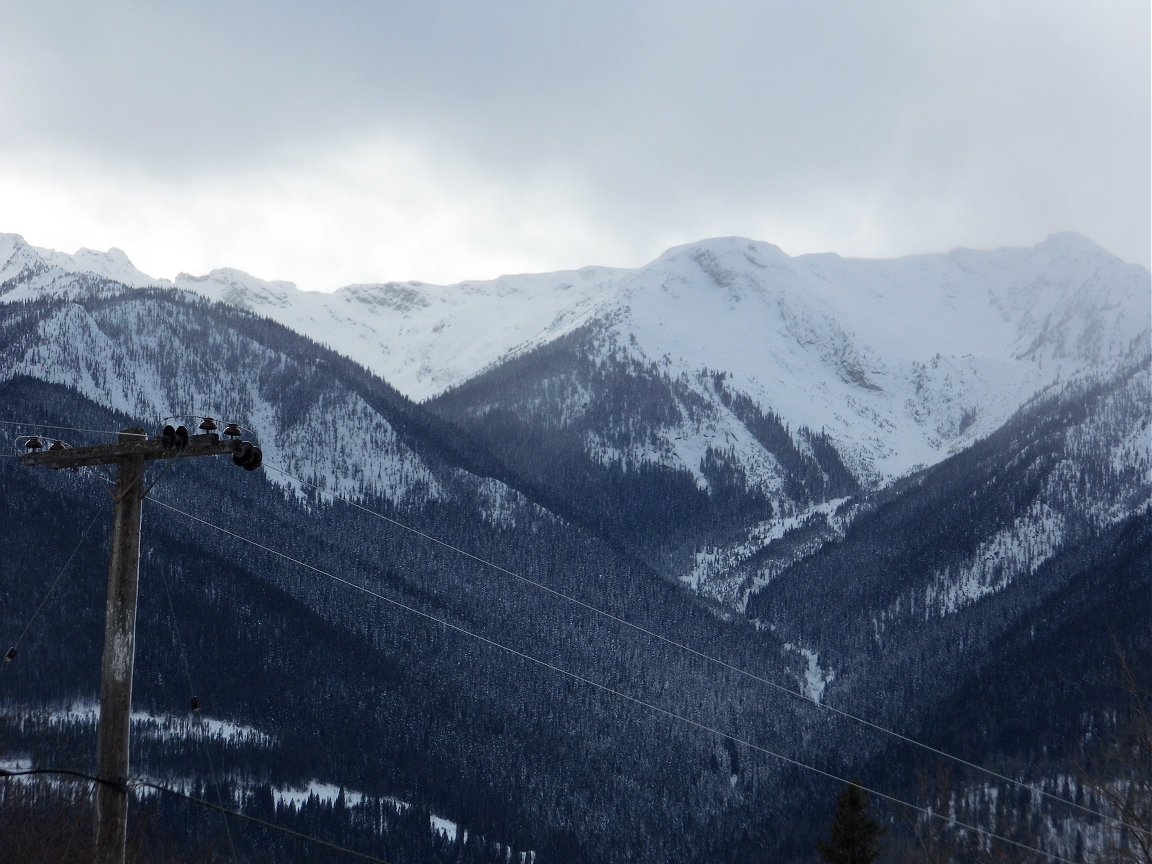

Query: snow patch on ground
925;502;1065;616
272;781;458;841
273;780;364;809
686;498;850;607
16;702;274;746
782;643;835;703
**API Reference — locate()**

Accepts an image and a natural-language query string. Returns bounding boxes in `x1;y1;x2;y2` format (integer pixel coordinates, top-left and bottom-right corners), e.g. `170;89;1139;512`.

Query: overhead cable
149;496;1092;864
2;507;103;671
262;462;1125;830
0;766;391;863
0;419;145;438
154;560;238;860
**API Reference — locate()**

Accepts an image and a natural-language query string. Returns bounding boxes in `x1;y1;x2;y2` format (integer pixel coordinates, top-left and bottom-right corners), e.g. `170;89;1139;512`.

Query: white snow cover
1;293;445;507
782;643;835;703
171;264;627;400
272;781;459;841
35;245;165;288
0;233;167;295
603;235;1149;482
22;702;274;746
160;232;1149;484
925;501;1066;616
4;231;1147;487
688;498;850;607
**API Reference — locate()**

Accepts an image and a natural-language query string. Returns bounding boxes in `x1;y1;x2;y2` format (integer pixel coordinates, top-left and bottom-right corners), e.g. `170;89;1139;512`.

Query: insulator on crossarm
232;442;263;471
48;440;66;451
198;417;218;432
24;436;44;451
174;426;190;450
223;423;242;439
161;425;177;450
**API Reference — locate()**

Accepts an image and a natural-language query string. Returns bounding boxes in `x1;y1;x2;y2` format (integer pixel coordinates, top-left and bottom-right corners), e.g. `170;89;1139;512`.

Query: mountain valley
0;231;1148;862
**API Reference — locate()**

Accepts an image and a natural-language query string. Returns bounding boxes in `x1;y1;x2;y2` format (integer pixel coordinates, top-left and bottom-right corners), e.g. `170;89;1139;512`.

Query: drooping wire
261;462;1128;832
0;766;123;788
1;507;103;671
4;416;1132;841
147;496;1092;864
0;767;391;864
0;420;145;438
136;780;391;864
155;561;238;861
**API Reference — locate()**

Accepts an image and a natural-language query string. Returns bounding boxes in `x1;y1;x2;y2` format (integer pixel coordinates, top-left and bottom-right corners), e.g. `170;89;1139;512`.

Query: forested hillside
1;240;1148;862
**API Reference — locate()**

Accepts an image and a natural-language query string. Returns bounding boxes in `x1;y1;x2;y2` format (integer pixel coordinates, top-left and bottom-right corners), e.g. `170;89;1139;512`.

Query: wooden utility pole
21;424;260;864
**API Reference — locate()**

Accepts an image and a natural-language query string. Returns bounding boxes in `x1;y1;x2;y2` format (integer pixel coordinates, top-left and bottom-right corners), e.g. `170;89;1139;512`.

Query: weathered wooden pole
94;433;146;864
20;422;261;864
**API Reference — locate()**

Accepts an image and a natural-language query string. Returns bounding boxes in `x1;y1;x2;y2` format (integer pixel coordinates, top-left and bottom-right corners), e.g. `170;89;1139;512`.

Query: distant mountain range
0;230;1147;862
4;231;1144;483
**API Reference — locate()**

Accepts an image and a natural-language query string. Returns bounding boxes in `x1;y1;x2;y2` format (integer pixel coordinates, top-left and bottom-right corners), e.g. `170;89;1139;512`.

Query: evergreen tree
818;783;884;864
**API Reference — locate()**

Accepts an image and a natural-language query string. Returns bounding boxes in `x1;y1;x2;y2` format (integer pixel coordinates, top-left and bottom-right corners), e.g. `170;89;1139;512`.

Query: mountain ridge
1;229;1148;861
6;230;1146;497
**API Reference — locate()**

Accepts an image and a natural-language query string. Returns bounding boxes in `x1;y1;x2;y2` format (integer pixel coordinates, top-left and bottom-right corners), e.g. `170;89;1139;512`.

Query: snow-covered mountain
173;265;628;400
592;233;1148;481
4;230;1143;489
1;228;1148;861
0;233;164;294
171;233;1149;484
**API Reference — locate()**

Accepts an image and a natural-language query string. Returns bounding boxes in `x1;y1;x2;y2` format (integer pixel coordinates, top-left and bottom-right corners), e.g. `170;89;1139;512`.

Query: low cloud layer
2;1;1147;290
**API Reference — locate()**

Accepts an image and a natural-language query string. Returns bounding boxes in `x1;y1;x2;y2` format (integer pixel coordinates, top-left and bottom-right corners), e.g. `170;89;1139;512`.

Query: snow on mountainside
601;234;1149;482
0;233;166;295
0;283;513;518
172;265;627;399
2;230;1147;486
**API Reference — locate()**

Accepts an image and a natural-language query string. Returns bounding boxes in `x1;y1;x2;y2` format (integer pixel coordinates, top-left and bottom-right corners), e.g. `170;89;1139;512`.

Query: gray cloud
2;0;1148;279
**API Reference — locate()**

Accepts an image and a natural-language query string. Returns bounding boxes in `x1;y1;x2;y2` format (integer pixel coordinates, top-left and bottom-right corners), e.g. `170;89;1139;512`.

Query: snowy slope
4;230;1146;485
165;233;1150;482
0;233;624;400
172;266;627;399
594;234;1149;481
0;233;167;297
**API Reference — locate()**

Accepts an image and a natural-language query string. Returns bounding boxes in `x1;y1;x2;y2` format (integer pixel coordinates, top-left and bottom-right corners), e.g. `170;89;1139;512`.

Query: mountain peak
0;233;33;269
1037;231;1109;255
175;268;298;310
49;245;163;287
659;236;790;264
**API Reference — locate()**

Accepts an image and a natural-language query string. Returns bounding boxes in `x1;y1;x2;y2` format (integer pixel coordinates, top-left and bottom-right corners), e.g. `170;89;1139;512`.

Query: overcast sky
1;1;1147;291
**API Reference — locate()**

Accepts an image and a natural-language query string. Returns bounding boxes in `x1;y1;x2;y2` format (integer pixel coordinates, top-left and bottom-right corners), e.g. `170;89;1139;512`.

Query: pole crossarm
21;432;242;469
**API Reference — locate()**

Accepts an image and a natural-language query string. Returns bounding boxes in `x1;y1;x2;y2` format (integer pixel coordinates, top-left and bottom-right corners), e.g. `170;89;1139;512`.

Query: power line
0;419;1123;823
5;418;1134;842
2;506;103;670
0;766;123;790
0;767;391;864
0;420;145;439
136;781;392;864
154;561;238;860
148;496;1091;864
262;462;1125;830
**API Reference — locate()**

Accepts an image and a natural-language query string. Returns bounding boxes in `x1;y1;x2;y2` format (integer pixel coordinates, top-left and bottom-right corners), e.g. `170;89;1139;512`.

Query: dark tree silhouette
818;783;885;864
